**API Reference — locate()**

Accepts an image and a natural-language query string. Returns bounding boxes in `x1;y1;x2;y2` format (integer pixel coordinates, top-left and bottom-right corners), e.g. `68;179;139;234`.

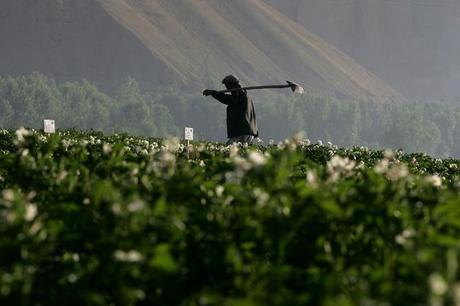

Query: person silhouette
203;75;258;145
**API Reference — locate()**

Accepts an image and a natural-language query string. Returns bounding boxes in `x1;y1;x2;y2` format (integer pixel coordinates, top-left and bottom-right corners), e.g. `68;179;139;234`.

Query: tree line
0;72;459;157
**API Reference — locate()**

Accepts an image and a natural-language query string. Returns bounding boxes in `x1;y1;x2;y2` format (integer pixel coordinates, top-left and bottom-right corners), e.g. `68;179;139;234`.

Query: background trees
1;73;460;157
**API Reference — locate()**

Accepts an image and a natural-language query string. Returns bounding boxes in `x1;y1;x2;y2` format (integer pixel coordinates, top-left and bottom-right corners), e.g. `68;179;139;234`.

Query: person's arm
203;89;232;105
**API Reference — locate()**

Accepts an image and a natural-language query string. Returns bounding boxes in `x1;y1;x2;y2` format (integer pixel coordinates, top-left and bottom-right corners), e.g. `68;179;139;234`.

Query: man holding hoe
203;75;303;145
203;75;258;146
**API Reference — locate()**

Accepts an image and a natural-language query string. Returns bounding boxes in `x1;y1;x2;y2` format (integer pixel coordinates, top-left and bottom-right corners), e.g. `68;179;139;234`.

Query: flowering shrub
1;129;460;305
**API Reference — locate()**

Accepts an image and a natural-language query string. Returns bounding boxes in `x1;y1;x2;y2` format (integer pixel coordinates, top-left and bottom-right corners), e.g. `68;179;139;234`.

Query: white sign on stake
185;127;194;141
43;119;55;134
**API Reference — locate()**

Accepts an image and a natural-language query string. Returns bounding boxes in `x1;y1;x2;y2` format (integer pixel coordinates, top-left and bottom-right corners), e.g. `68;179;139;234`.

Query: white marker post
185;127;193;158
43;119;55;134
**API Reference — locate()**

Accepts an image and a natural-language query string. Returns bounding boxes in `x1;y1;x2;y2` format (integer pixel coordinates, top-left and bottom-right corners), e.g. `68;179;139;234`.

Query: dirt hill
265;0;460;102
0;0;404;102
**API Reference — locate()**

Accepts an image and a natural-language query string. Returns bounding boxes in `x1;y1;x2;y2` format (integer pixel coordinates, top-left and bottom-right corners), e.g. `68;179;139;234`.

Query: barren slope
96;0;403;101
0;0;176;92
265;0;460;102
0;0;404;101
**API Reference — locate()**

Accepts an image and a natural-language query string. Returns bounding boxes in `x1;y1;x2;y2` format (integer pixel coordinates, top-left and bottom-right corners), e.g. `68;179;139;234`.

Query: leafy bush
1;128;460;305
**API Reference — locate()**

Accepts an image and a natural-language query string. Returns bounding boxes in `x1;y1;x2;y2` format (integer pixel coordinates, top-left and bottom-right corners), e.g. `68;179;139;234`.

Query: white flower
281;206;290;216
163;137;180;153
374;159;390;174
29;221;42;235
15;127;31;144
384;149;395;159
228;144;239;158
128;200;145;212
2;189;14;202
25;204;37;221
233;156;251;171
317;140;323;146
386;164;409;181
306;170;318;187
402;229;415;239
327;155;356;182
429;273;448;296
253;188;269;206
227;152;262;183
395;228;415;246
291;131;306;144
103;143;112;154
215;185;224;197
426;175;442;187
113;250;143;262
57;170;68;183
112;203;122;215
450;163;458;170
67;274;77;283
131;168;139;177
248;151;267;167
62;139;71;150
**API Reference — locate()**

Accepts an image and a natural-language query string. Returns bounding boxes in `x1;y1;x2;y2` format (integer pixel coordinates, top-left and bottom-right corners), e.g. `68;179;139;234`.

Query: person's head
222;75;241;90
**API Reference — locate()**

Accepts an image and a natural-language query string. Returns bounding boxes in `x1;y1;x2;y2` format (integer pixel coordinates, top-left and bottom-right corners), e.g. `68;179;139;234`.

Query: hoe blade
286;81;304;94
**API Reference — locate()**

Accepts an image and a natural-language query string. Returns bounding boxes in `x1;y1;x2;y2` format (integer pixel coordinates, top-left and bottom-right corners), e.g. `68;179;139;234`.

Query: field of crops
1;129;460;305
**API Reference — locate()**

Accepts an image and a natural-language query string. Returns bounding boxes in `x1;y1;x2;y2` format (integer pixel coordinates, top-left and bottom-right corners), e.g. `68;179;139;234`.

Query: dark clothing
211;90;258;138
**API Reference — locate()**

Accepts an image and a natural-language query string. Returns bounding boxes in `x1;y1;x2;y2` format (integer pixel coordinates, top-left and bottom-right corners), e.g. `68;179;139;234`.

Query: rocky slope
0;0;404;102
265;0;460;102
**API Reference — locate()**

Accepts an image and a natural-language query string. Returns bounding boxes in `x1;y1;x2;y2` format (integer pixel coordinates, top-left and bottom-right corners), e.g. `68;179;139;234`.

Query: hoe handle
219;84;290;93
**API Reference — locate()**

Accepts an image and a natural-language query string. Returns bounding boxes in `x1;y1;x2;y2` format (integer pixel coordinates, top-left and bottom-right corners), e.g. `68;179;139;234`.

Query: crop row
1;129;460;305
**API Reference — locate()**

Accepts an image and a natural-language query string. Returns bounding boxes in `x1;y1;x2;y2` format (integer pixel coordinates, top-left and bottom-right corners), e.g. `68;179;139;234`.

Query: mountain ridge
0;0;404;102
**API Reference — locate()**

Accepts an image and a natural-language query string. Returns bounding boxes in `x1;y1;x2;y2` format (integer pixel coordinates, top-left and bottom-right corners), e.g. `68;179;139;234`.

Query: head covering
222;75;240;85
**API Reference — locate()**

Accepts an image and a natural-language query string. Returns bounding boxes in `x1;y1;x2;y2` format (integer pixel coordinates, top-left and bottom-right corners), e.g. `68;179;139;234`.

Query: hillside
265;0;460;102
0;0;403;102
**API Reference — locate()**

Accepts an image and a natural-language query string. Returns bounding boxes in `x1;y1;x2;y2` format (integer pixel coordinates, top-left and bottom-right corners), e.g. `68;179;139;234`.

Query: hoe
219;80;304;94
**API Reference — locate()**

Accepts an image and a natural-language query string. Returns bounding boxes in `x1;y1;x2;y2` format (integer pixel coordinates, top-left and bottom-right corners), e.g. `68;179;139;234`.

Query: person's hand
203;89;214;96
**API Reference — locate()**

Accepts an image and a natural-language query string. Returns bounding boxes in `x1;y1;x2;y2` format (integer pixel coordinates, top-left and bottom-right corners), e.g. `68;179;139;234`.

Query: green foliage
1;73;460;156
114;77;156;136
60;79;113;131
0;74;178;138
256;93;460;157
1;129;460;305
